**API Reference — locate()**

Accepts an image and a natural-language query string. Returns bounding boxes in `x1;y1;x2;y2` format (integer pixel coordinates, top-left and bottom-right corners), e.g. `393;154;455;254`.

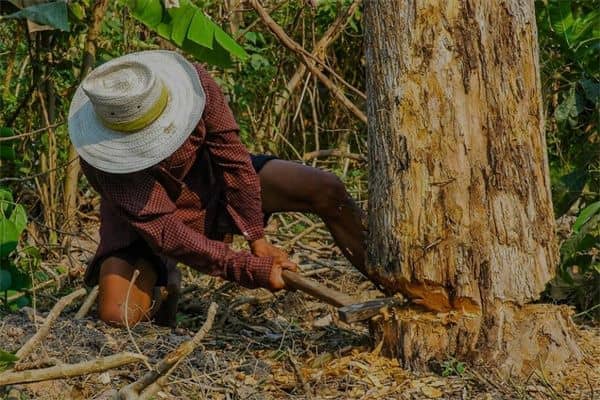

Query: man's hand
250;238;288;263
250;238;297;291
268;258;297;291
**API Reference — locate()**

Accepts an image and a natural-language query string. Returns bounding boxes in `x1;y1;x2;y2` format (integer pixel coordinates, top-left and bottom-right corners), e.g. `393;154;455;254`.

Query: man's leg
97;256;157;326
258;160;366;271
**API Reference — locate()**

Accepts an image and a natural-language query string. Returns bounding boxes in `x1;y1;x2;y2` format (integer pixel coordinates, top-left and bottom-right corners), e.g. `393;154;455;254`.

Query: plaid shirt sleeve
198;66;266;242
81;161;274;289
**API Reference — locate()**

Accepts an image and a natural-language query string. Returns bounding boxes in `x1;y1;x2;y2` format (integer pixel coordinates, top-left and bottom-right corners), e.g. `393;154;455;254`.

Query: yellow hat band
101;86;169;133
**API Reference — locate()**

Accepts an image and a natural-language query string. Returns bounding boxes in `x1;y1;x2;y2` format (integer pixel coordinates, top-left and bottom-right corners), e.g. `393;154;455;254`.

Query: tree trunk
363;0;581;376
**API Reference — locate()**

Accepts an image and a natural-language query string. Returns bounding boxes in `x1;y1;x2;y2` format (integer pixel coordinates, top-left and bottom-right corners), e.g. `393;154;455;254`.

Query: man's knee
98;297;149;327
311;171;350;217
97;256;155;327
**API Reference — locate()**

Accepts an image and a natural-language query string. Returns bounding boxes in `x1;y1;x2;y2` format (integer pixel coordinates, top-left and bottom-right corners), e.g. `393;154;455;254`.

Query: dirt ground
0;216;598;399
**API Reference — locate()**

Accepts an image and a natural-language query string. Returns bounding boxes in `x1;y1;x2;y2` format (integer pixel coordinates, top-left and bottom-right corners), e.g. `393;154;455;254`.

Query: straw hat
68;50;205;174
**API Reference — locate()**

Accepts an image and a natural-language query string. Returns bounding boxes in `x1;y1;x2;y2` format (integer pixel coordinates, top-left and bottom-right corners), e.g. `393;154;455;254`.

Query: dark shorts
96;154;277;287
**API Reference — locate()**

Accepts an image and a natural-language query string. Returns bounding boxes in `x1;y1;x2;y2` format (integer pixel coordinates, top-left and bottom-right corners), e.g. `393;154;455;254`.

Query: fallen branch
0;352;147;386
249;0;367;123
119;302;219;400
75;285;99;319
15;287;87;361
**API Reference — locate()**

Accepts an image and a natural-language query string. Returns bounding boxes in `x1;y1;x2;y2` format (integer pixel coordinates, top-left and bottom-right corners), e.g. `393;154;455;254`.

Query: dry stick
249;0;367;124
119;302;219;400
123;270;152;371
288;349;313;398
269;0;367;111
15;287;86;361
273;0;364;121
0;122;65;142
0;352;148;386
75;285;99;319
284;222;325;249
6;273;68;303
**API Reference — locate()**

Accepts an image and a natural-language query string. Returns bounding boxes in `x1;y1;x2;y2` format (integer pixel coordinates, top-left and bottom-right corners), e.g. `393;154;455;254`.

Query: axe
281;270;402;323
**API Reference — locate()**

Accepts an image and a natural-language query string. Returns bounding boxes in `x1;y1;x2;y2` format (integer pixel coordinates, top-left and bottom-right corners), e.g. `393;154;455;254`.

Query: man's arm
198;66;298;284
198;65;266;243
82;160;276;289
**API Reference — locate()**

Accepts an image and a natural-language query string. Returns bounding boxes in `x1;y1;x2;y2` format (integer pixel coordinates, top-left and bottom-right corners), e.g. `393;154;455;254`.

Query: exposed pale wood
16;287;86;361
281;270;356;307
370;305;582;376
338;297;403;324
363;0;578;374
0;352;147;386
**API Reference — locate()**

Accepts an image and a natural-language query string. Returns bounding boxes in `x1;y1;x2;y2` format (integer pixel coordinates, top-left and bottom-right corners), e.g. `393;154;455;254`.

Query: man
69;50;365;327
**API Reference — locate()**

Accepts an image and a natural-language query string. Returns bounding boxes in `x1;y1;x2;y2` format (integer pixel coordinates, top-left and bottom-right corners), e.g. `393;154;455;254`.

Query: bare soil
0;217;598;399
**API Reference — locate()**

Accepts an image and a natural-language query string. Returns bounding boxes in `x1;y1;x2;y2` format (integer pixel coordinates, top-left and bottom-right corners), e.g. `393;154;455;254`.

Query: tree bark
364;0;580;376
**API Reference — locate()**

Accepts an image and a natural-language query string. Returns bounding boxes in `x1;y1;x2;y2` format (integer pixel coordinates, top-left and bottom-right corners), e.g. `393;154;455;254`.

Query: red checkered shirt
80;64;273;289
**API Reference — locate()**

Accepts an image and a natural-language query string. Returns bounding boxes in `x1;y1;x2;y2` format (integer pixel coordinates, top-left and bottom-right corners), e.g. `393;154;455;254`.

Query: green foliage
125;0;248;67
537;1;600;318
0;349;18;371
3;0;70;31
441;357;466;377
0;187;32;309
549;202;600;319
537;0;600;216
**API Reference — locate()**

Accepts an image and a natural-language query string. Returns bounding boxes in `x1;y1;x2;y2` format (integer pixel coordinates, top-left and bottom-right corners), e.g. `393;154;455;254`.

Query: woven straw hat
68;50;205;174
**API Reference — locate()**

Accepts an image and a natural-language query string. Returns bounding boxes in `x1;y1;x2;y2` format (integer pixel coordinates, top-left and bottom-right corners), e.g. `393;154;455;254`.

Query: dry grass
0;216;598;399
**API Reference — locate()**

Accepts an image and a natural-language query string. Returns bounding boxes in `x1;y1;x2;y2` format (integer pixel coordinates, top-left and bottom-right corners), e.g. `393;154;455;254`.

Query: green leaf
548;1;574;35
182;37;232;68
0;128;12;138
187;9;215;49
214;25;248;60
244;31;258;44
5;1;70;32
569;9;600;43
11;295;30;309
169;4;195;47
156;12;173;39
0;145;16;162
554;86;582;123
127;0;247;66
5;263;31;291
581;79;600;104
0;349;18;372
0;269;12;292
574;202;600;233
130;0;163;28
8;204;27;235
0;188;13;216
69;2;86;20
0;219;19;258
551;168;589;217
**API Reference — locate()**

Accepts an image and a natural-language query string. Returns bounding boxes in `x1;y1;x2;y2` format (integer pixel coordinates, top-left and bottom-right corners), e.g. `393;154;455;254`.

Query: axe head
338;297;404;324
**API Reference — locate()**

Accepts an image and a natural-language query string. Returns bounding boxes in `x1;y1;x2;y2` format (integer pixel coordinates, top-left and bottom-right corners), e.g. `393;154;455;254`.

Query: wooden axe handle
282;270;357;308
